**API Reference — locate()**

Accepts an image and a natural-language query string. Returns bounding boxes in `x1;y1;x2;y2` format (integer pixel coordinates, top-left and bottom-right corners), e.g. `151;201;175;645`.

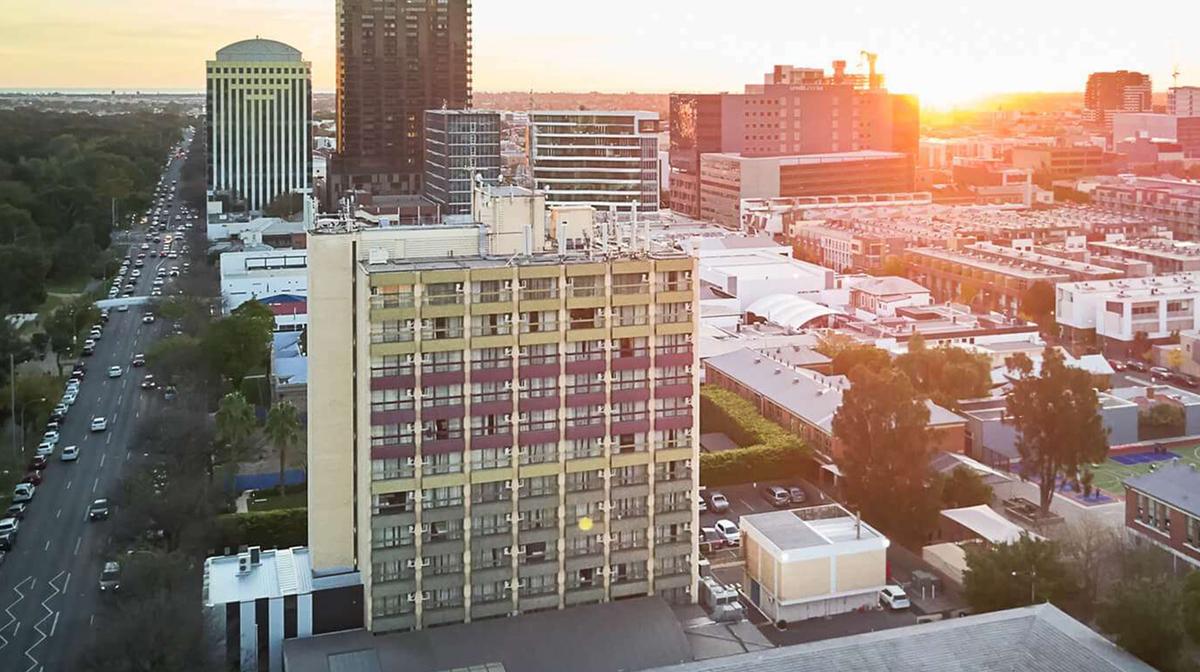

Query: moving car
142;313;156;324
108;366;123;378
706;491;731;513
131;353;146;367
12;483;35;503
880;585;911;610
1127;360;1149;373
91;416;108;432
60;445;79;462
714;519;741;546
88;499;110;521
99;561;121;592
141;374;156;390
761;485;791;508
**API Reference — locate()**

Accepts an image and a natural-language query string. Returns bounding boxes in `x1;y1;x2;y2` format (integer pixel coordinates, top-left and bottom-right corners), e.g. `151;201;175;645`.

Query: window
520;574;557;597
424;485;463;508
474;546;509;569
471;447;508;470
372;559;409;583
372;525;411;549
422;451;463;476
520;475;557;497
372;595;409;617
566;437;604;460
565;470;603;493
424;553;462;576
472;513;509;537
371;457;415;481
372;491;414;515
520;442;557;465
521;541;548;563
425;519;463;543
471;481;509;505
422;350;463;374
473;581;508;604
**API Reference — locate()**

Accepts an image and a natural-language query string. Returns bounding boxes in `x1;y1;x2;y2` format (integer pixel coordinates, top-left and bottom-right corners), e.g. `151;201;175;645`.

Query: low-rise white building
1057;272;1200;354
741;504;889;623
220;249;308;316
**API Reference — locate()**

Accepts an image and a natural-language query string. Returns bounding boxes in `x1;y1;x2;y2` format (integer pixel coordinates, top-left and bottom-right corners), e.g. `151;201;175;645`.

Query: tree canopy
963;536;1075;612
1019;280;1057;336
895;334;991;410
1005;347;1109;513
0;109;184;312
831;366;939;546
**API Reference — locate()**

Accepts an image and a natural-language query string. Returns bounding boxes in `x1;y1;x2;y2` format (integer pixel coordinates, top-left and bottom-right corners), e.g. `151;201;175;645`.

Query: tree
215;391;257;467
813;332;860;359
1057;517;1120;619
939;466;993;509
265;401;302;496
1166;347;1185;370
963;536;1074;613
1019;280;1057;336
831;366;939;546
1097;579;1185;671
1131;331;1152;361
264;191;305;219
1005;348;1109;514
956;280;980;306
42;298;99;374
1182;571;1200;644
895;335;991;410
203;300;275;386
829;344;893;377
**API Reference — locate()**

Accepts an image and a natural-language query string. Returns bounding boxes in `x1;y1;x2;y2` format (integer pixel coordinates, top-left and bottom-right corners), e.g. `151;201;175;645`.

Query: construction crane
860;50;880;90
1173;65;1181;88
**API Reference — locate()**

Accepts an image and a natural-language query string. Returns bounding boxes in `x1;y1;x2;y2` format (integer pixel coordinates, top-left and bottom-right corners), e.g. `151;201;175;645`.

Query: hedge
215;507;307;551
699;386;808;487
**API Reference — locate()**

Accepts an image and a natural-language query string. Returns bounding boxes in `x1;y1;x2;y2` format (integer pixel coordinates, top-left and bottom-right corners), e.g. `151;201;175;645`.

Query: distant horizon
3;0;1198;108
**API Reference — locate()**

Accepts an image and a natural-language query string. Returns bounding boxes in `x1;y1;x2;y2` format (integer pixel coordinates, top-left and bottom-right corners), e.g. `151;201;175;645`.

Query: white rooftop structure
215;38;302;62
745;294;842;330
940;505;1038;545
204;546;314;606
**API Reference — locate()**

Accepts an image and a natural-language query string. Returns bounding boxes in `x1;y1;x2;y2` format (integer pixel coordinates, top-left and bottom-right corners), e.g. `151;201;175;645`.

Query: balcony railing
473;290;512;304
423;293;464;306
371;294;416;309
567;284;604;298
371;330;416;344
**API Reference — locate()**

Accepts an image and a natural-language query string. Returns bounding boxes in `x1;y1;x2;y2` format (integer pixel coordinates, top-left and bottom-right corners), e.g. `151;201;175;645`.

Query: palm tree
214;391;256;472
264;401;302;496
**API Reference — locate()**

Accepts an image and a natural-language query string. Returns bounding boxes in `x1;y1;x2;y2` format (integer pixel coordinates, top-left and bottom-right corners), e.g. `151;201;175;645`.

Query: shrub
215;507;307;551
699;386;807;486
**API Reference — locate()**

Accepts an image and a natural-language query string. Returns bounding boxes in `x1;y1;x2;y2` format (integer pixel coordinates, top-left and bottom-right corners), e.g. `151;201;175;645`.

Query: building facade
423;110;502;216
1168;86;1200;117
307;226;700;632
206;39;312;212
1056;273;1200;352
1083;70;1152;134
528;111;661;211
699;150;913;227
1124;463;1200;569
1010;145;1115;182
1113;113;1200;159
667;93;744;218
1092;176;1200;240
328;0;472;206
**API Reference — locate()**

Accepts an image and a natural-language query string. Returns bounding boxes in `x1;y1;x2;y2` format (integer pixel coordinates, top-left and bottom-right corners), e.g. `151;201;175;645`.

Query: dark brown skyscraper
1083;70;1151;134
327;0;472;208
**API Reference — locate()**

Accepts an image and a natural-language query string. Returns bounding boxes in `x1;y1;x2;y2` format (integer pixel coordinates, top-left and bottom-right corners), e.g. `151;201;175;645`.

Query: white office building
528;111;661;211
1057;273;1200;351
220;249;308;316
206;38;312;211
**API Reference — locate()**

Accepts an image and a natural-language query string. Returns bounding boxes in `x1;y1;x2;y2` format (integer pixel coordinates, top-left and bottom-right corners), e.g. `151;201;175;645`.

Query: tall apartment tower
1169;86;1200;117
424;110;502;216
667;94;744;218
327;0;472;209
1083;71;1152;133
528;111;661;212
205;39;312;212
307;222;700;632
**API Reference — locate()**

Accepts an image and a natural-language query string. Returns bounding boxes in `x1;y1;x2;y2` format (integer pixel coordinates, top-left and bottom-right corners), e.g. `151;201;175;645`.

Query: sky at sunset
2;0;1198;108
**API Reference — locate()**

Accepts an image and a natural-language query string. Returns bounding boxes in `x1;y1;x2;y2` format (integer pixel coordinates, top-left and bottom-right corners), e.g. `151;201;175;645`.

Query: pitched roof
282;597;693;672
645;604;1154;672
853;276;930;296
1125;461;1200;517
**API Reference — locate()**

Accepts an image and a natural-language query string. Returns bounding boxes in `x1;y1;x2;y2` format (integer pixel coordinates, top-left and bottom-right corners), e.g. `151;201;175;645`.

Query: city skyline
2;0;1198;107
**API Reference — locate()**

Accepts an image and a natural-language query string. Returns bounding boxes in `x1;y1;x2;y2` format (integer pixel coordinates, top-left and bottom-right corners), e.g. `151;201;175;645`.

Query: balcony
518;395;559;413
370;437;416;459
519;427;560;446
611;387;650;404
371;405;416;425
655;381;693;399
370;372;417;391
472;289;513;305
565;390;605;408
612;354;651;371
565;420;606;441
421;402;465;421
565;357;606;375
656;414;693;431
610;418;650;436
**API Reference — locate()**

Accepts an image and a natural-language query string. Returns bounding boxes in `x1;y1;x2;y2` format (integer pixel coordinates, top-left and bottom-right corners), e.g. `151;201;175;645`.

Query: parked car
761;485;791;508
20;471;42;486
699;526;724;552
1127;359;1149;373
36;441;54;457
88;498;110;521
28;455;48;471
786;485;807;504
91;417;108;432
42;430;59;447
880;585;911;610
1171;372;1200;389
714;519;741;546
706;491;731;513
698;495;708;514
99;561;121;592
60;445;79;462
12;483;35;503
0;518;19;540
6;503;27;520
1109;359;1126;372
1150;366;1171;379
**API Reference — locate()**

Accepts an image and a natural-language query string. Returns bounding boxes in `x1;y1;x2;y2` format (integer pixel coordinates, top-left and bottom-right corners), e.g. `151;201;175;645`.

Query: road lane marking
48;613;59;639
73;538;81;556
105;434;112;446
100;454;106;467
65;480;71;490
0;576;34;651
88;614;94;627
92;478;99;493
43;541;49;551
55;509;60;520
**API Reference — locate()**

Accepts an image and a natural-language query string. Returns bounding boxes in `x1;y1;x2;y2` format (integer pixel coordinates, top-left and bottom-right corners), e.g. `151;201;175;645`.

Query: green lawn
1090;445;1200;496
247;489;307;512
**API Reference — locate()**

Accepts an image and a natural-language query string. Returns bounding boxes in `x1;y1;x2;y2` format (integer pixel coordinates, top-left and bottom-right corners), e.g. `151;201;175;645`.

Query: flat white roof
203;547;314;606
741;505;889;562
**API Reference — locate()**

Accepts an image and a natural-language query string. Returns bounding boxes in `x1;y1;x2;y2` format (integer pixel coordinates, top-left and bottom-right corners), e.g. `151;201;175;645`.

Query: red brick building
1123;462;1200;569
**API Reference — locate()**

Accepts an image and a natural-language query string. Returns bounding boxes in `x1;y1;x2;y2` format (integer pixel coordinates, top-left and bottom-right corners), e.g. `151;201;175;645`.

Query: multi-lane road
0;139;193;671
